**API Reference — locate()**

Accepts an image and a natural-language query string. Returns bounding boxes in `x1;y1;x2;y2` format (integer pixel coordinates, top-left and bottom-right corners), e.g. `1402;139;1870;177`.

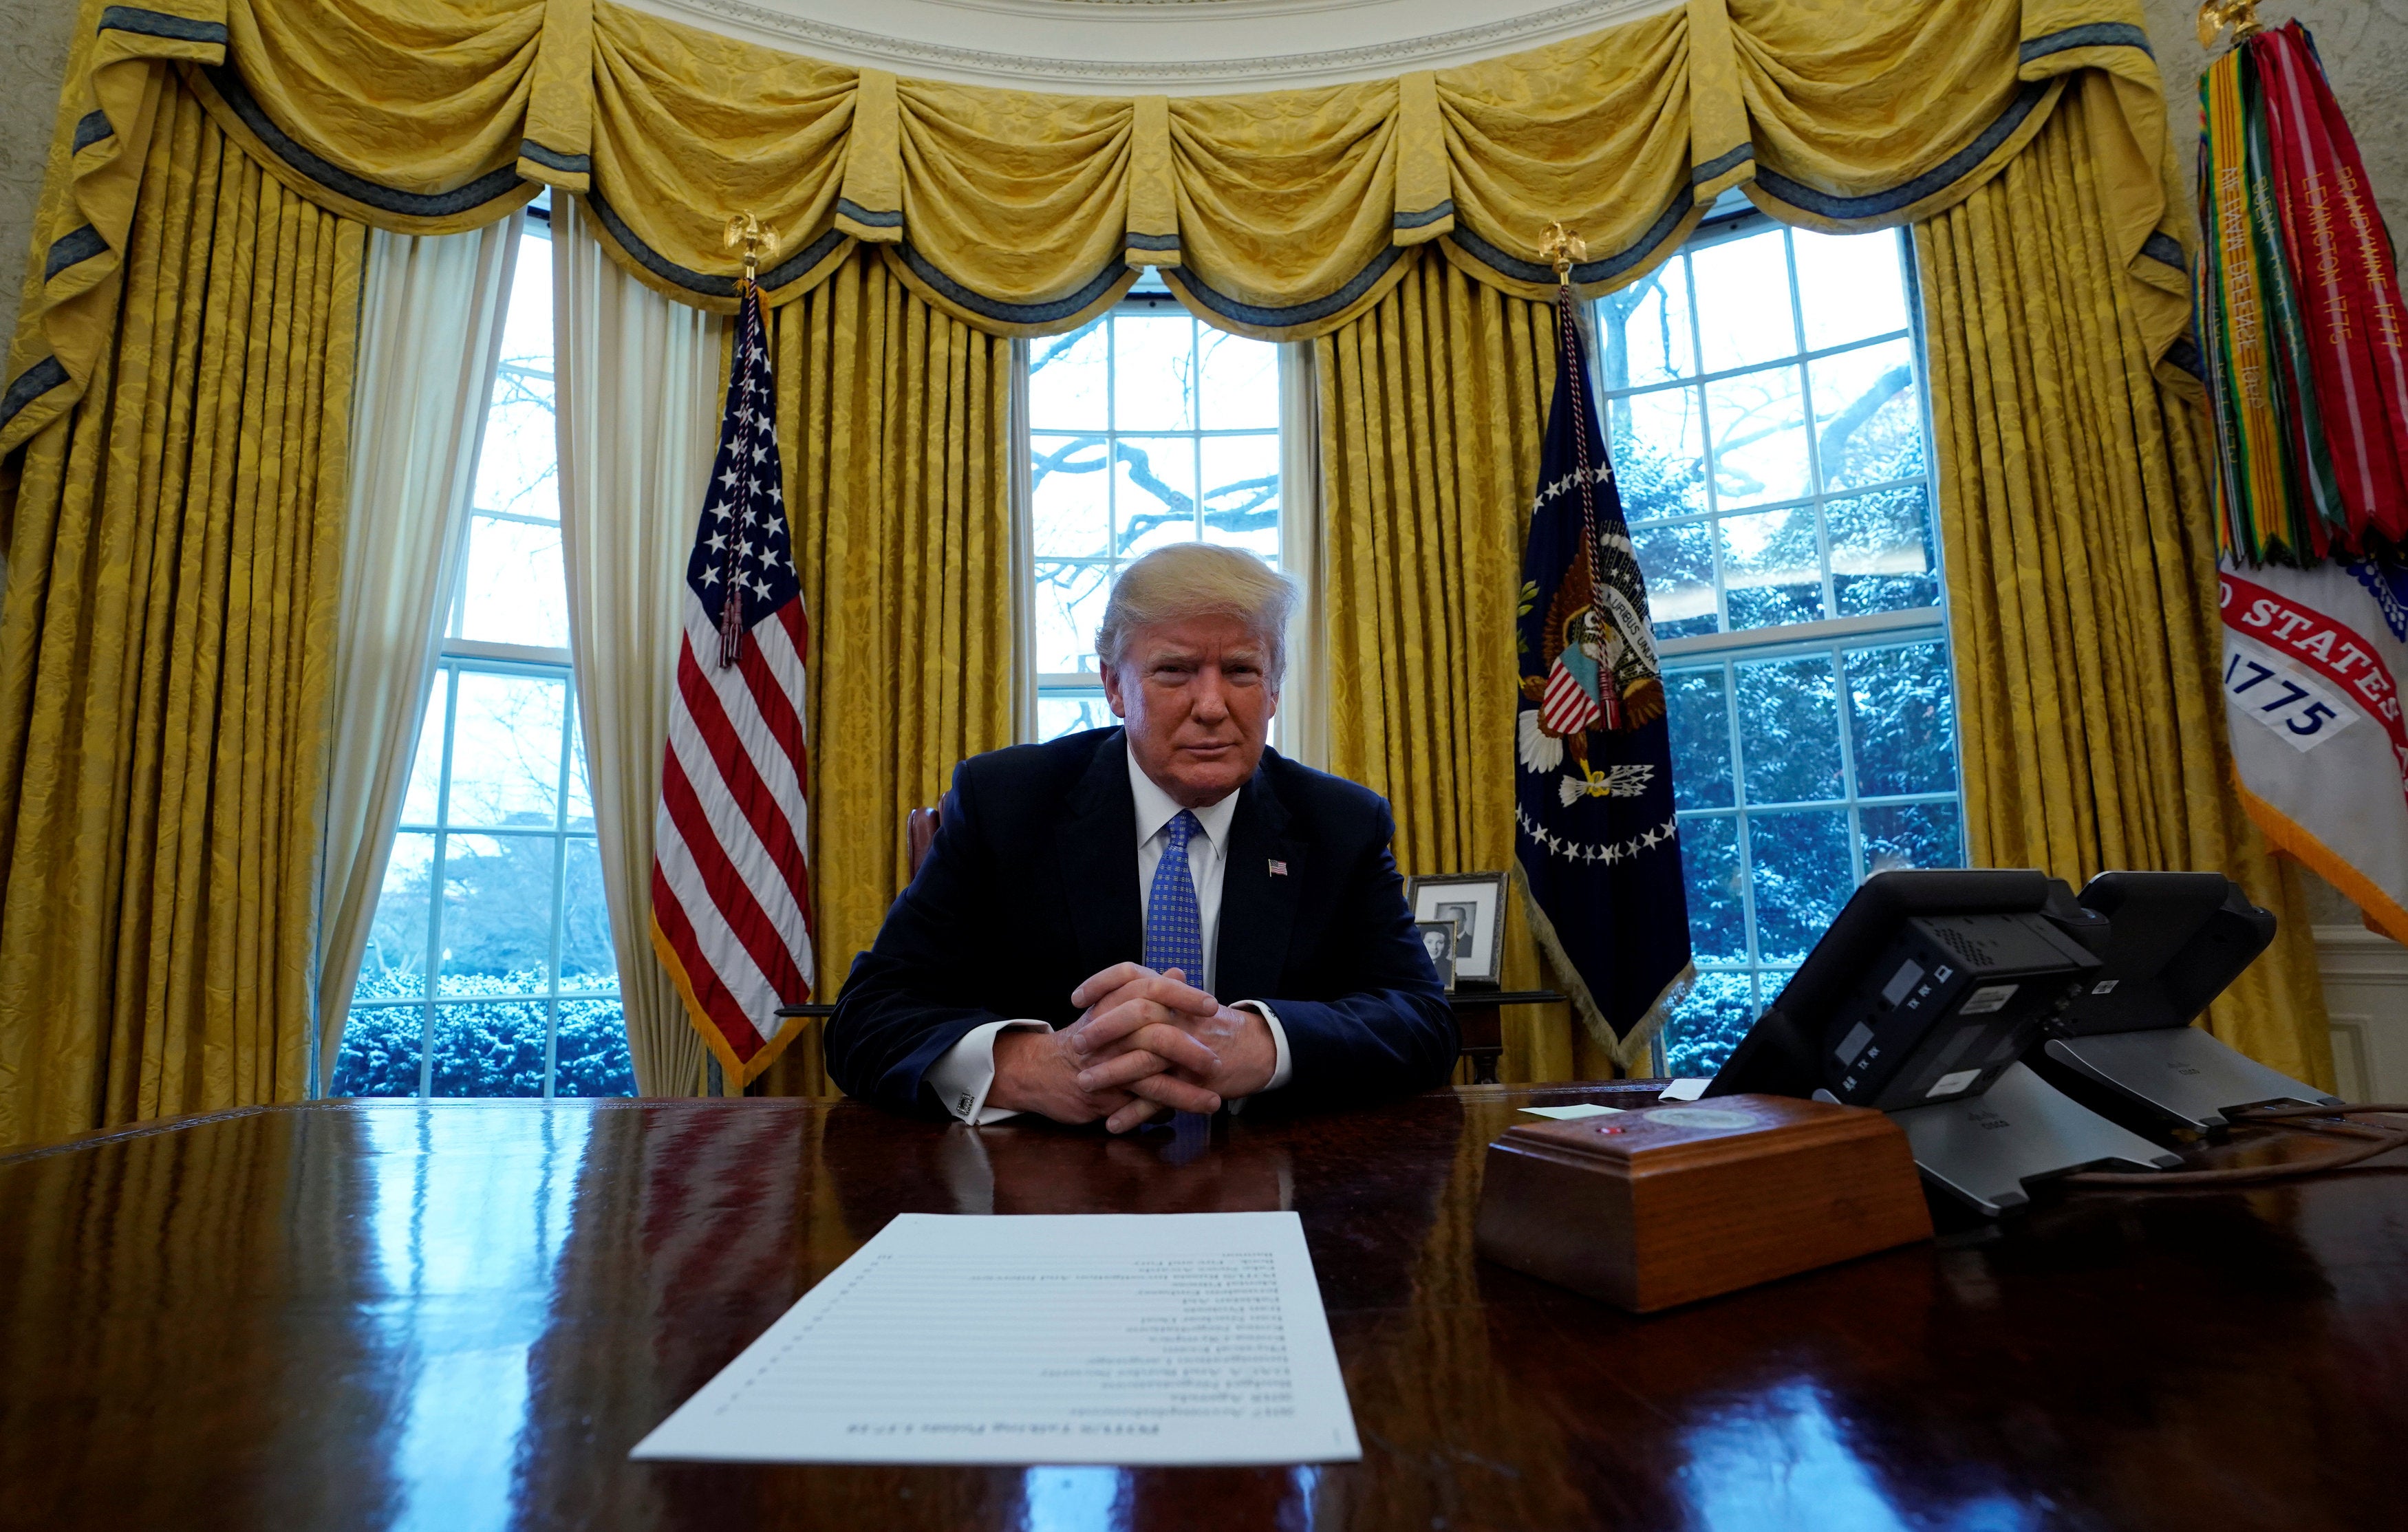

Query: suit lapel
1055;731;1143;982
1215;762;1303;1004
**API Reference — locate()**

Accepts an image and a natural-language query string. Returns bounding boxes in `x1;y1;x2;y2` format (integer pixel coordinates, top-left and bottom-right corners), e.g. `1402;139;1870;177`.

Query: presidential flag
649;276;816;1088
1514;288;1693;1059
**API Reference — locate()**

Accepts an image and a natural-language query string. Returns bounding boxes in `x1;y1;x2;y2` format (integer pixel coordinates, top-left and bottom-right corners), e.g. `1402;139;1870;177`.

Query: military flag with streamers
2196;15;2408;943
2198;18;2408;564
1514;285;1693;1058
650;276;817;1088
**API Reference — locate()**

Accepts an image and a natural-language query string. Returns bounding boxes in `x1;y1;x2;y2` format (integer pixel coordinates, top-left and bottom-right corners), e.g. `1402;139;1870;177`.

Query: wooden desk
2;1086;2404;1529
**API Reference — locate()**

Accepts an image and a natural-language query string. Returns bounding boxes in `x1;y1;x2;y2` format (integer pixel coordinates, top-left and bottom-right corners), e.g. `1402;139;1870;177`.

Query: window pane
355;830;436;1004
1829;484;1939;617
1659;971;1756;1078
1846;640;1959;796
1115;437;1198;554
1862;801;1964;876
401;676;449;826
1734;654;1842;804
499;227;553;370
437;833;557;996
1635;521;1717;639
1665;667;1734;809
1792;228;1909;352
1748;808;1852;964
429;1000;548;1098
566;718;595;832
331;1006;425;1098
553;1000;636;1097
472;374;558;523
1112;315;1195;430
1595;259;1695;390
455;514;571;647
1706;365;1809;509
1031;434;1111;558
1037;693;1115;742
1719;507;1824;630
1201;434;1279;557
1032;562;1112;675
1198;328;1278;430
1677;815;1746;960
446;671;566;829
1689;228;1795;374
1811;339;1922;491
559;838;619;993
1610;387;1707;520
1029;321;1108;431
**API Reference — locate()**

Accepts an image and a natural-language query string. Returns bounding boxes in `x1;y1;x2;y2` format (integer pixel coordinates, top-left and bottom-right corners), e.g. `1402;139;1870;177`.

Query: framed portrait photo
1412;919;1461;991
1406;872;1507;985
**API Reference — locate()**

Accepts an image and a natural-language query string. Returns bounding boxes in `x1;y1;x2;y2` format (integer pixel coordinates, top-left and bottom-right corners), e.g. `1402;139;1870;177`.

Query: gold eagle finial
1538;222;1587;284
722;213;782;284
2197;0;2266;50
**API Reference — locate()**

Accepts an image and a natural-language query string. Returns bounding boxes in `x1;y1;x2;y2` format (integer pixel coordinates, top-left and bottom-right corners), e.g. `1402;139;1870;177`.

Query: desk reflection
7;1089;2407;1532
940;1114;1291;1218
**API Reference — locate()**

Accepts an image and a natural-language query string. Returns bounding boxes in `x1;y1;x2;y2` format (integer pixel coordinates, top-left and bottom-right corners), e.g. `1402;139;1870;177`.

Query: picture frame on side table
1406;872;1507;985
1413;919;1461;991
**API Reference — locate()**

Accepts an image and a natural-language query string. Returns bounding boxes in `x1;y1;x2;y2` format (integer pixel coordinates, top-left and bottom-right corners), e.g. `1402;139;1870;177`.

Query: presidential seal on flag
1514;270;1693;1059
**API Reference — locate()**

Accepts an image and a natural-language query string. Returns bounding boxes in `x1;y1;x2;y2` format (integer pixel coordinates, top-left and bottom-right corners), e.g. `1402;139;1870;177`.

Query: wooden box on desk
1476;1094;1931;1312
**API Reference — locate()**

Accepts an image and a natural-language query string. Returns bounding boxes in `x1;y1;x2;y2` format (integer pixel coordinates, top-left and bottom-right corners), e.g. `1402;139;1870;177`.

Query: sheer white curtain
1278;341;1328;770
552;196;722;1097
314;222;518;1092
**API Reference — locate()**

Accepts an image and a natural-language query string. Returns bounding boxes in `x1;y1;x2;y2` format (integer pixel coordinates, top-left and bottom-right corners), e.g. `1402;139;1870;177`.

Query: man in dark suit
826;543;1455;1129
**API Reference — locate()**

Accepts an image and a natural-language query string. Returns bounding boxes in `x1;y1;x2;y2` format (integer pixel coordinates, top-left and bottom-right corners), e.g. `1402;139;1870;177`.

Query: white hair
1094;543;1297;682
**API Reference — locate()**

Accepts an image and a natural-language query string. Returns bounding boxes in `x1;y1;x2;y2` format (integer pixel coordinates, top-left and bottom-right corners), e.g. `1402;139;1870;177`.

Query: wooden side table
1448;989;1567;1084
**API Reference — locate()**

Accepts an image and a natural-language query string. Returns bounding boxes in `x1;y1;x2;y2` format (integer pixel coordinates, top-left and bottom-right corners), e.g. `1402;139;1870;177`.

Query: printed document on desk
630;1211;1362;1465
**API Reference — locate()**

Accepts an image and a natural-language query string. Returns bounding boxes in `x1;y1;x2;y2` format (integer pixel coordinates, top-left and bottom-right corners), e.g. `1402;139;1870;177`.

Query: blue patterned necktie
1145;810;1207;983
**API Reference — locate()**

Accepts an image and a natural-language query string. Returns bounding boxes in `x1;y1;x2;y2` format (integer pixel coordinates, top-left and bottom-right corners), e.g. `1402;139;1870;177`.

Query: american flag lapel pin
1269;859;1288;876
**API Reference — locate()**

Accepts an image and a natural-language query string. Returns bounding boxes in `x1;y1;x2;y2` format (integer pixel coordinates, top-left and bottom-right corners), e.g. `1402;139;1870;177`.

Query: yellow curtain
759;250;1014;1096
0;83;363;1147
6;0;2188;462
1318;254;1615;1083
1917;75;2332;1088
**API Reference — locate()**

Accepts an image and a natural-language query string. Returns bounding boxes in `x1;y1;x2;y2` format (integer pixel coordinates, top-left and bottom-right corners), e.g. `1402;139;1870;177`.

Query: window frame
336;199;632;1101
1592;208;1968;1073
1022;289;1291;746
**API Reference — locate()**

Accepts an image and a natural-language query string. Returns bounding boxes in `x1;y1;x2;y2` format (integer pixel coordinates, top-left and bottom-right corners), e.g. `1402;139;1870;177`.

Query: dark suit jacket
824;727;1456;1116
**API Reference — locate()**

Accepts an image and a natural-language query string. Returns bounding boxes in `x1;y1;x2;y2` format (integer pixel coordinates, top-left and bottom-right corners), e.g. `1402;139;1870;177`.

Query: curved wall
613;0;1675;92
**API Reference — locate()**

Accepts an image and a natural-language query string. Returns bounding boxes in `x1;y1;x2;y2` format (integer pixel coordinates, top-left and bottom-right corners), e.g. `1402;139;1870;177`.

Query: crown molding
619;0;1677;92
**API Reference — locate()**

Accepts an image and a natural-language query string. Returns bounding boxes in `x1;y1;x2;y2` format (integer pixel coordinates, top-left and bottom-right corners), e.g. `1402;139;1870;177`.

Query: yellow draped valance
4;0;2194;456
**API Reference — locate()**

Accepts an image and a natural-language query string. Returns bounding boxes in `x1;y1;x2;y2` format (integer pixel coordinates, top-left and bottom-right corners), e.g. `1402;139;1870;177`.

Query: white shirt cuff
1227;1000;1292;1113
927;1019;1052;1124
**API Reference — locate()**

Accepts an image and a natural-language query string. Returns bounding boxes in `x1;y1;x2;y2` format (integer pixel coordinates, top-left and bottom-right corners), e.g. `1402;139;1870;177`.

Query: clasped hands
987;962;1277;1134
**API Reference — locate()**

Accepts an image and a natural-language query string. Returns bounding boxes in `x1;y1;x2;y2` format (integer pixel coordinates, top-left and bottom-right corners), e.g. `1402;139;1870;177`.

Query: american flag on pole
649;276;816;1088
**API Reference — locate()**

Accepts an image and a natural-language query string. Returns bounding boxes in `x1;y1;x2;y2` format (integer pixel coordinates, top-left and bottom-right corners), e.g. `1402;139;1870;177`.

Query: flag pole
716;213;781;669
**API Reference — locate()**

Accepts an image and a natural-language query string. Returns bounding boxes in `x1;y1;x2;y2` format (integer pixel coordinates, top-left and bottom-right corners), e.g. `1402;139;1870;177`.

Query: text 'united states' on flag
650;275;816;1088
1514;285;1693;1060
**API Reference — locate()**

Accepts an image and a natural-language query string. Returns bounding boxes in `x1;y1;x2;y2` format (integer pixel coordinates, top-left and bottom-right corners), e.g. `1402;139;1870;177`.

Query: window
1599;213;1963;1077
1024;294;1284;742
332;206;636;1099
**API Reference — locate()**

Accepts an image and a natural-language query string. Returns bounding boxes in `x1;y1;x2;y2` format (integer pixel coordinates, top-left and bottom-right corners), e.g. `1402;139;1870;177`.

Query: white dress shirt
927;742;1294;1124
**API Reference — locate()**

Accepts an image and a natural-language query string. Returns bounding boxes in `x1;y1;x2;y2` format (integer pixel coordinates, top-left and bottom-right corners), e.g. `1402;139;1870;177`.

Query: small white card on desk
1518;1103;1626;1121
630;1211;1361;1466
1658;1078;1711;1102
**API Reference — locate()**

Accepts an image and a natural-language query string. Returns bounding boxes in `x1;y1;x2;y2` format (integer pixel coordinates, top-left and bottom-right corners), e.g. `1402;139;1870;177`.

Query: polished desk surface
3;1085;2405;1530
